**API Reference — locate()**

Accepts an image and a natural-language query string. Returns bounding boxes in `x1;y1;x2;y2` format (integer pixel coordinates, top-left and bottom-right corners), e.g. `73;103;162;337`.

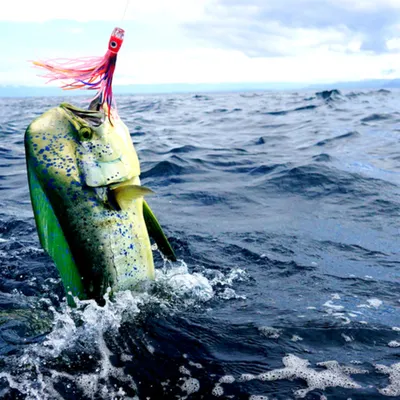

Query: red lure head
33;26;126;124
108;28;125;54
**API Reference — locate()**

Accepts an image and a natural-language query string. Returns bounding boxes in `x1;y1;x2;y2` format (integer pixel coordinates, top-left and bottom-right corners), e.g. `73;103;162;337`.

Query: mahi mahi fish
25;102;176;304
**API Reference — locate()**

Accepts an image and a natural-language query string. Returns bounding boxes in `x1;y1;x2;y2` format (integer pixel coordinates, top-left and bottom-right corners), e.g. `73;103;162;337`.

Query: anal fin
143;200;177;262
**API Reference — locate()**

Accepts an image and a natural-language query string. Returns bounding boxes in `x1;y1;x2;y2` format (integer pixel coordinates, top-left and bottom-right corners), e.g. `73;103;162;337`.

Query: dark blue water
0;89;399;399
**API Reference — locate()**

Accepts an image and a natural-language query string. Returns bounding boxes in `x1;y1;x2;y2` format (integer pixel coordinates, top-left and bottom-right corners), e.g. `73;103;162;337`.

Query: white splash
155;261;214;302
179;366;191;376
341;333;354;343
259;326;282;339
367;298;383;308
180;378;200;395
188;361;203;369
236;354;367;398
323;300;344;310
219;287;246;300
211;384;224;397
219;375;235;384
238;373;257;382
392;327;400;332
375;363;400;396
291;335;303;342
0;260;245;399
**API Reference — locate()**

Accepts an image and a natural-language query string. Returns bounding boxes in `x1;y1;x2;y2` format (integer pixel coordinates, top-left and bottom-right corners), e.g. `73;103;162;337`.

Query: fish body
25;103;174;303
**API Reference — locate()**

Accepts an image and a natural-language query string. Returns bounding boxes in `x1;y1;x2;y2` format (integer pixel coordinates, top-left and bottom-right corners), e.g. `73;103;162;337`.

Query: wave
252;164;396;199
0;91;399;399
315;89;342;100
262;104;318;116
141;160;196;178
315;131;360;147
361;113;393;122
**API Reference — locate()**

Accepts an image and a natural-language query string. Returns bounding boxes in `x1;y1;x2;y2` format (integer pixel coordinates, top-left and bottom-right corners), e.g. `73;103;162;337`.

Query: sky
1;0;400;86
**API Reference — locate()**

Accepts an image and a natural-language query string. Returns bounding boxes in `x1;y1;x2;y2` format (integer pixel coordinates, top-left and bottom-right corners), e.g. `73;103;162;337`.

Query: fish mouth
60;103;104;127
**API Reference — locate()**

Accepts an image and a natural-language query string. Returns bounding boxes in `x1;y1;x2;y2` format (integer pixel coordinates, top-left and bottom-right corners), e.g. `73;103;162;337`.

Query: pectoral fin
113;185;155;210
27;160;86;304
143;200;177;262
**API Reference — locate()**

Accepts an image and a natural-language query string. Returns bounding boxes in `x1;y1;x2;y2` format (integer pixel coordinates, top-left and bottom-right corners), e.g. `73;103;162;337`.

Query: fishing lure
32;27;125;122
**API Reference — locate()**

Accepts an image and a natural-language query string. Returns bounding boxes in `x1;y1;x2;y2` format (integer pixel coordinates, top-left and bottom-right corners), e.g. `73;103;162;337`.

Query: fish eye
110;41;117;48
79;127;93;140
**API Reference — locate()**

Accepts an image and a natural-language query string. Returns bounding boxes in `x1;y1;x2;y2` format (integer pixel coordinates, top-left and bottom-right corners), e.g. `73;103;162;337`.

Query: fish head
25;103;141;190
61;103;140;188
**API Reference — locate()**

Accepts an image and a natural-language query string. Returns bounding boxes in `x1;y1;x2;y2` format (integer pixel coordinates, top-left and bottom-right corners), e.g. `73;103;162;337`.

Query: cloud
0;0;211;22
2;43;400;87
89;48;400;85
2;0;400;86
183;0;400;56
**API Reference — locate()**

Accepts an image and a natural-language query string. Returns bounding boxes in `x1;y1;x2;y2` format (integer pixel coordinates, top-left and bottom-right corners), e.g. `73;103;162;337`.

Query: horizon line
0;78;398;97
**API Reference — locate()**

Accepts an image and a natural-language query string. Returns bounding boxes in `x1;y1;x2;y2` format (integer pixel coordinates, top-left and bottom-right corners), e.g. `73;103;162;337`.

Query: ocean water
0;89;399;399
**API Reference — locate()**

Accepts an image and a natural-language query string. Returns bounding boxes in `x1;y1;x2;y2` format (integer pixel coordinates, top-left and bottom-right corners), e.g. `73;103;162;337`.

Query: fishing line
121;0;130;22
